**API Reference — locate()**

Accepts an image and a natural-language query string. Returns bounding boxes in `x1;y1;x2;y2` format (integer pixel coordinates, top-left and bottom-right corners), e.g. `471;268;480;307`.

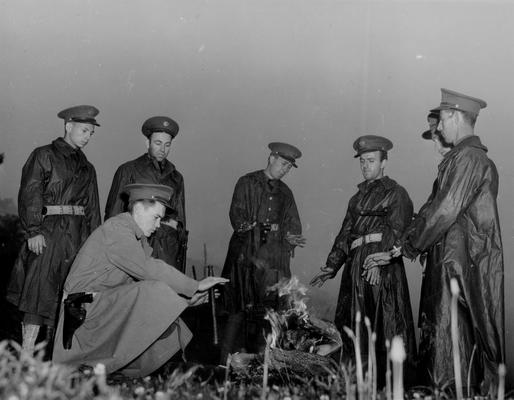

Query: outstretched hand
285;232;307;248
310;267;337;288
188;291;209;307
198;276;229;292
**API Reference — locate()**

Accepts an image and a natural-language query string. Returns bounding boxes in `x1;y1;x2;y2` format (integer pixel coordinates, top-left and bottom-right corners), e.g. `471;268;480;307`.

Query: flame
265;276;342;354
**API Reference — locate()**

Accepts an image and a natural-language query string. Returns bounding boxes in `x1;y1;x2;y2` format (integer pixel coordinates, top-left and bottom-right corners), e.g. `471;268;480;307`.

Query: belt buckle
59;205;64;215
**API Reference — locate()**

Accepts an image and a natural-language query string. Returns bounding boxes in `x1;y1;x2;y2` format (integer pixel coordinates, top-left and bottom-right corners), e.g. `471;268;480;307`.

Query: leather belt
43;205;85;216
260;223;279;232
350;233;383;250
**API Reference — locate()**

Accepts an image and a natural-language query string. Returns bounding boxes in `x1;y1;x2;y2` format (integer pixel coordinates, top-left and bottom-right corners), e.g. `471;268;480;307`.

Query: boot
21;323;40;355
219;312;245;364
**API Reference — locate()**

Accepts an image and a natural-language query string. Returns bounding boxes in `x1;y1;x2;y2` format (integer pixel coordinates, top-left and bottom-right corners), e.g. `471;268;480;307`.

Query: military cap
124;183;174;209
431;88;487;115
57;105;100;126
268;142;302;168
427;111;440;120
353;135;393;158
141;116;179;138
421;129;433;140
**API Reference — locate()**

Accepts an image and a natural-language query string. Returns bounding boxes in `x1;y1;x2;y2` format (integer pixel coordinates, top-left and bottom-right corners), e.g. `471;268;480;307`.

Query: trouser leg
219;312;245;364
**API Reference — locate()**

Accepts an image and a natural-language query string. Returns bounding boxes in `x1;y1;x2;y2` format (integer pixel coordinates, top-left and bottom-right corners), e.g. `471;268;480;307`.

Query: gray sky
1;0;513;380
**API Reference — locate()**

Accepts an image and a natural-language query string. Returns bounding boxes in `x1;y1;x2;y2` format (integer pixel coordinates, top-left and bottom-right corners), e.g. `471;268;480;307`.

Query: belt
260;223;279;232
43;205;85;216
350;233;383;250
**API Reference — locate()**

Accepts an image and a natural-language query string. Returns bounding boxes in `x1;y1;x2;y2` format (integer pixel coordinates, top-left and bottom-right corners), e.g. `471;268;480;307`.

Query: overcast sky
1;0;513;379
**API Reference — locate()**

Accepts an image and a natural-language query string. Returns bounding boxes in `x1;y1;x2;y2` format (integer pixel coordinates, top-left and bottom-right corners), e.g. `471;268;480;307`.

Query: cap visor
421;130;432;140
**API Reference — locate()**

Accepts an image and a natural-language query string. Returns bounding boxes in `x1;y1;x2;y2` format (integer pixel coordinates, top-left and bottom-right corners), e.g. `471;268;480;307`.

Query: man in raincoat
7;105;102;354
52;183;227;377
310;135;416;383
105;116;187;271
219;142;306;362
395;89;504;392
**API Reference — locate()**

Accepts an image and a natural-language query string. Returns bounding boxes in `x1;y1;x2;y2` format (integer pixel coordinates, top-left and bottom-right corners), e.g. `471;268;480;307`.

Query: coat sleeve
381;186;413;249
85;166;101;232
105;223;199;297
402;150;484;258
174;173;186;228
104;165;130;220
282;189;302;236
228;177;253;232
18;149;49;240
325;204;353;272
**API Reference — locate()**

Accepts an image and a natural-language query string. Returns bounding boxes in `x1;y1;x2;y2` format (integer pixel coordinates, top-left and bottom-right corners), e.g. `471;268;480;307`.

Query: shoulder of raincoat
402;135;500;258
325;176;413;272
104;154;186;227
65;212;198;296
18;138;101;240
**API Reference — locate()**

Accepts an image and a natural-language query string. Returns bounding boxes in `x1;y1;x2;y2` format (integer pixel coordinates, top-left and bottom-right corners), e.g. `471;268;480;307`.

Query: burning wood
230;276;341;378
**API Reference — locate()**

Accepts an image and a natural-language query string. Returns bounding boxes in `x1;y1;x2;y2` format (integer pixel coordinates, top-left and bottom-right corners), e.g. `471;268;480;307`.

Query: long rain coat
105;153;186;269
7;138;100;324
402;135;504;388
326;176;416;364
221;170;302;313
52;212;199;377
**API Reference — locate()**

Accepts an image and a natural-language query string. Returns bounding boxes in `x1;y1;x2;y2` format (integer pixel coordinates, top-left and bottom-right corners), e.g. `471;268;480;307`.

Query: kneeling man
53;183;227;377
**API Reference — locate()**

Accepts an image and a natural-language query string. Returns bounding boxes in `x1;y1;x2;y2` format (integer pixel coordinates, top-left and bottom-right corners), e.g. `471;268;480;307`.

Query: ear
145;138;150;150
380;158;388;169
64;122;73;134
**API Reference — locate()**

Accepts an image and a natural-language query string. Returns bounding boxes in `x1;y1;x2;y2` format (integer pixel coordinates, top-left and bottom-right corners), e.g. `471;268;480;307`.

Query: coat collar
452;135;488;153
52;137;84;158
135;153;177;175
119;212;145;239
357;175;395;193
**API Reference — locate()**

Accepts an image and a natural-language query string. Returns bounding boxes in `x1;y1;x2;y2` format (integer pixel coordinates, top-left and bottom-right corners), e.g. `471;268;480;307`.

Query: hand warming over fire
309;266;337;287
285;232;306;247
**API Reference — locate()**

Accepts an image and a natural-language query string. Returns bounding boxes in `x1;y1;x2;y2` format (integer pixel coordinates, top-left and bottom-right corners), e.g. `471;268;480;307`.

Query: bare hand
27;234;46;255
310;266;337;287
237;221;257;233
391;246;402;258
188;291;209;307
198;276;229;292
362;252;393;270
362;266;381;286
285;232;306;247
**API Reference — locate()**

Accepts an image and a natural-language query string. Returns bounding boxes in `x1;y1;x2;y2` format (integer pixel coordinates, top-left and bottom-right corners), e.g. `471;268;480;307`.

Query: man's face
427;117;439;133
147;131;173;162
432;133;451;156
438;110;458;144
133;201;165;237
268;155;293;180
65;122;95;149
359;151;385;182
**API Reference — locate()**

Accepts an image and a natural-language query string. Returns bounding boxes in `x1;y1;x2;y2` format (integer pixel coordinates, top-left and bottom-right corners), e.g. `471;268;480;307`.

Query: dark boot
219;312;245;364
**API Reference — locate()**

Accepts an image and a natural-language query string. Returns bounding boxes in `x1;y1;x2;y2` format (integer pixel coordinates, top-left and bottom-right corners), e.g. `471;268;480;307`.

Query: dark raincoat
326;176;416;366
402;135;504;388
7;138;101;324
221;170;302;313
105;153;186;269
52;213;199;377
